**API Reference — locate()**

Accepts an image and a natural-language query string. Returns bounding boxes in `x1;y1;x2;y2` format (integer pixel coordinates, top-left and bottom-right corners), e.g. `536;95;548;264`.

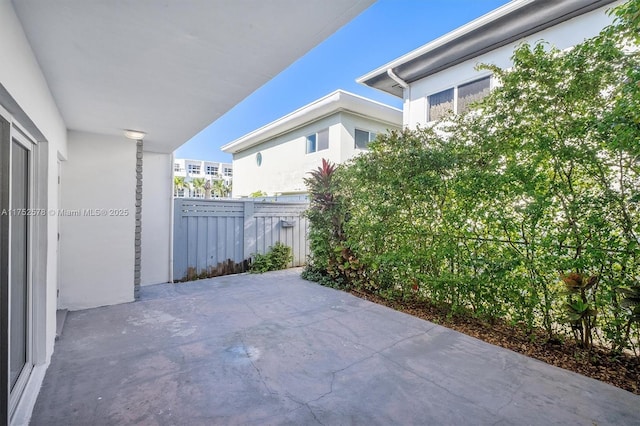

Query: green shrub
249;242;292;273
303;0;640;355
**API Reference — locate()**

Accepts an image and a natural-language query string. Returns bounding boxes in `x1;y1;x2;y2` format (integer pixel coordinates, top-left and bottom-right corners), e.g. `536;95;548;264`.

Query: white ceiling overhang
12;0;374;152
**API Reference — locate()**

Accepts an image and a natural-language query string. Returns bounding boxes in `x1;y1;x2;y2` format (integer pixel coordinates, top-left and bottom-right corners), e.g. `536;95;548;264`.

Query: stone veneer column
134;139;143;300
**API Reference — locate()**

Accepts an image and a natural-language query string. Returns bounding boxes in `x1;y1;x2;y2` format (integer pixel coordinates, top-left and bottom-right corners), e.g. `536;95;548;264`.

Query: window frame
187;164;201;175
305;128;330;154
354;128;377;150
426;74;492;123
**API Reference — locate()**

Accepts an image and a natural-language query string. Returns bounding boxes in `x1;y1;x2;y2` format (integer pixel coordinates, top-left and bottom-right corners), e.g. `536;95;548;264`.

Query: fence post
172;198;184;281
243;200;256;261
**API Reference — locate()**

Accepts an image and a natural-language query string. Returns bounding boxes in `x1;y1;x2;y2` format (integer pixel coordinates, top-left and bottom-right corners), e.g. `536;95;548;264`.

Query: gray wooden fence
173;198;309;281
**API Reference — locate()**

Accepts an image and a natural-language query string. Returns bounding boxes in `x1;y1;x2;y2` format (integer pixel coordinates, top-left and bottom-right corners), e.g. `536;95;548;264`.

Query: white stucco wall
59;131;136;310
406;3;622;128
1;0;67;356
232;112;400;197
232;114;342;197
336;112;400;162
0;1;69;420
141;151;171;285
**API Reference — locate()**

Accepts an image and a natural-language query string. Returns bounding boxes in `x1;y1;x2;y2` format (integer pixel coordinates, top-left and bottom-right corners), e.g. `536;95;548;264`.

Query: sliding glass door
9;136;31;401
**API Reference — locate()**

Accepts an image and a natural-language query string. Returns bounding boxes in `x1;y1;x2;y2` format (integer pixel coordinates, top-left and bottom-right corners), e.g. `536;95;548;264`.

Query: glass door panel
9;139;29;392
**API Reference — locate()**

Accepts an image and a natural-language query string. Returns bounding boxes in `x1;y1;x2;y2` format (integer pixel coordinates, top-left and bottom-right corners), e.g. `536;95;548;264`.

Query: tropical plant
562;273;599;348
249;242;292;273
191;178;206;198
211;179;226;197
173;176;187;197
250;190;267;198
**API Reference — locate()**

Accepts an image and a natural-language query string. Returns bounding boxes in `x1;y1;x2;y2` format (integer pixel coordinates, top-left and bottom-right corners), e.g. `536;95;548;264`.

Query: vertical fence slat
173;199;309;281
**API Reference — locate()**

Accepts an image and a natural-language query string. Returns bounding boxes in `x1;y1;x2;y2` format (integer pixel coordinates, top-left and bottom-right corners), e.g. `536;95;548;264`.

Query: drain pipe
387;68;410;126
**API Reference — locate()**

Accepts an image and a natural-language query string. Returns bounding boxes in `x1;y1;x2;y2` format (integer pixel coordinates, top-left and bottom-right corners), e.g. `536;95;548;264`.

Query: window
428;88;454;122
306;128;329;154
205;165;218;175
427;75;491;122
223;167;232;177
256;152;262;167
174;163;181;172
187;164;200;175
457;76;491;114
306;134;316;154
354;129;377;149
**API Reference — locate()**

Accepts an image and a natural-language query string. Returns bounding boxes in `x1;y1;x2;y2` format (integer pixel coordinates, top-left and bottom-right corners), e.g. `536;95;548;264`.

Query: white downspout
169;152;175;283
387;68;411;127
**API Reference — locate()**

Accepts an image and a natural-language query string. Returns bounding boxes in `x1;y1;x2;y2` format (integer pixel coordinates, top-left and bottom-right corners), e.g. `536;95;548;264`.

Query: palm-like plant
174;176;187;197
304;158;337;213
562;272;598;348
191;178;206;198
212;179;226;197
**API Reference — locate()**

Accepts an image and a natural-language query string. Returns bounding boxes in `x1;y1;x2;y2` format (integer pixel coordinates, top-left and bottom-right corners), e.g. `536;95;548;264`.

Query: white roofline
221;89;401;154
356;0;534;84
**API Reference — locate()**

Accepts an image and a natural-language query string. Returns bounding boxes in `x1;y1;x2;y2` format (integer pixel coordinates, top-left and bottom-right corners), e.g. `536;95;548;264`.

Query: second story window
354;129;377;149
306;128;329;154
187;164;201;175
223;167;232;177
174;163;181;172
206;165;218;175
428;88;454;122
427;75;491;122
457;76;491;114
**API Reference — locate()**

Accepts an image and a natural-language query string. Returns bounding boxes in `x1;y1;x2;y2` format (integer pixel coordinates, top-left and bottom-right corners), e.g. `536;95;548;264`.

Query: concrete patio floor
31;268;639;425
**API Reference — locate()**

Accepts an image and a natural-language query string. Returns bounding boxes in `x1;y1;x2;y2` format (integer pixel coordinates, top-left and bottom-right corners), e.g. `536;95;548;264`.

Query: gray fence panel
173;198;309;281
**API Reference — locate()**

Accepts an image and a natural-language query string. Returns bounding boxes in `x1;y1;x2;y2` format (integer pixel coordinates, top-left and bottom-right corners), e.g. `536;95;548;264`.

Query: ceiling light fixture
123;129;146;140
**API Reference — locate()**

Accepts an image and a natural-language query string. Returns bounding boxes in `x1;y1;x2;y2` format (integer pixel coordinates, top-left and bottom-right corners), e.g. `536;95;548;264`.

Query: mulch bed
348;289;640;395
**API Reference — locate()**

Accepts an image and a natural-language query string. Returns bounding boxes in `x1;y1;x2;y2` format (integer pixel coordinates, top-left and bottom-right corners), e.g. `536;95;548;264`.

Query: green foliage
305;0;640;355
249;190;268;198
303;159;360;284
249;242;292;273
211;179;231;197
191;178;206;197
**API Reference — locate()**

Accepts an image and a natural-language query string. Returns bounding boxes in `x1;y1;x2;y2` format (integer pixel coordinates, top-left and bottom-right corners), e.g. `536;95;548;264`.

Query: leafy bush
304;0;640;354
249;242;292;273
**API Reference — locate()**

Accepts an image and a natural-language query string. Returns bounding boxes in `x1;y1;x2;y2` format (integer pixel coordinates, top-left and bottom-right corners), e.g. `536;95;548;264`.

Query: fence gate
173;198;309;281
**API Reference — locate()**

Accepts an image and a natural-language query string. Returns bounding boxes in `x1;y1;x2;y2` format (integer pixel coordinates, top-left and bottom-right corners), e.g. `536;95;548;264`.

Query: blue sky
175;0;511;162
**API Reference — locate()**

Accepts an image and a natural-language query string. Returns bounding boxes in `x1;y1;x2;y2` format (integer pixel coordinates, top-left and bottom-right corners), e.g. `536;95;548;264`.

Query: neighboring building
0;0;373;423
173;158;232;198
221;90;402;197
358;0;621;128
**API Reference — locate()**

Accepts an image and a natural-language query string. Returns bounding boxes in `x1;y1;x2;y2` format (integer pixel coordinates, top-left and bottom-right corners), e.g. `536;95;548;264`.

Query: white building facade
358;0;622;129
222;90;402;197
173;158;232;198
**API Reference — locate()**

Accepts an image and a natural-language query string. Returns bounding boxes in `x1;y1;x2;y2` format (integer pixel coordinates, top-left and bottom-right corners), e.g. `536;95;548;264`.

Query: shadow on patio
31;268;639;425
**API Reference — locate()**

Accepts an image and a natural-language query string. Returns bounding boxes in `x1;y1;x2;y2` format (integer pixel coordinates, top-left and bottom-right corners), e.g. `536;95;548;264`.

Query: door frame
0;103;47;425
7;125;36;418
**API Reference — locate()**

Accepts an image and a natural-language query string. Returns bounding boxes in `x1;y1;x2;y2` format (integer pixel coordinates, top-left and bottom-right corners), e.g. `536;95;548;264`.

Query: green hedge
305;0;640;354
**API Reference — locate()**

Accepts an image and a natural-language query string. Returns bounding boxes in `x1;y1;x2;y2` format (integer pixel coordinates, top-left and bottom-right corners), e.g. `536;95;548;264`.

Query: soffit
12;0;373;152
359;0;617;97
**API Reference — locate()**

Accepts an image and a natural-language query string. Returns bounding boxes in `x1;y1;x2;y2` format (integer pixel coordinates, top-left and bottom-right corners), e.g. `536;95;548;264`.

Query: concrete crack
238;334;275;397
